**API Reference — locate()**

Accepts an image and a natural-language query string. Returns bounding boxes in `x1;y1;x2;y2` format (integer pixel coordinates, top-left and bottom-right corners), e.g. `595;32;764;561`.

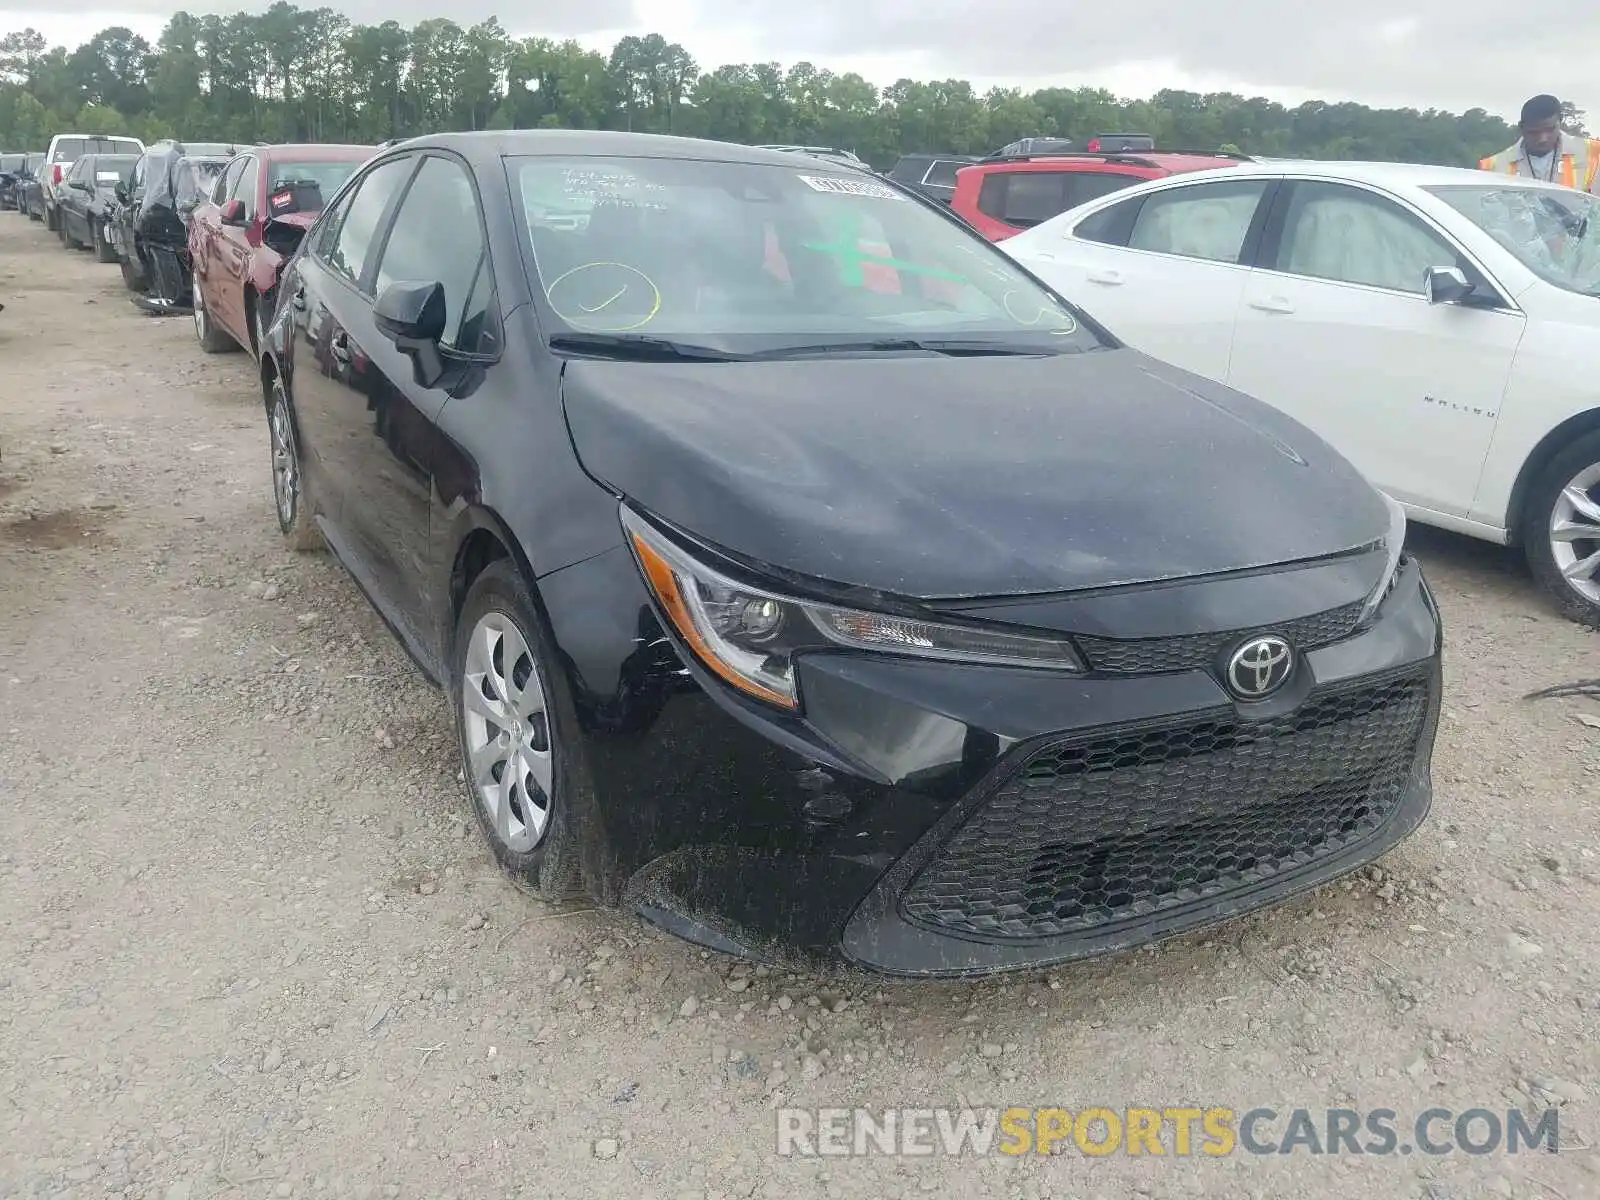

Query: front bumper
540;549;1442;978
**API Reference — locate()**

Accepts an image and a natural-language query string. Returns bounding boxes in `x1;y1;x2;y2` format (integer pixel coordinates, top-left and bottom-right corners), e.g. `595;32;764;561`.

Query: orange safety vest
1478;137;1600;191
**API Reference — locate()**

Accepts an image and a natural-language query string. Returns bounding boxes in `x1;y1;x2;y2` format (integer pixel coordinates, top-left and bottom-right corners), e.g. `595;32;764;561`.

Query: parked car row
31;129;1585;982
12;134;374;340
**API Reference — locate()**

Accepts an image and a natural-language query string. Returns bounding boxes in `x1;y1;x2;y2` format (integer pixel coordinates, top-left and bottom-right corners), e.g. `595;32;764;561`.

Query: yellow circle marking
547;261;662;331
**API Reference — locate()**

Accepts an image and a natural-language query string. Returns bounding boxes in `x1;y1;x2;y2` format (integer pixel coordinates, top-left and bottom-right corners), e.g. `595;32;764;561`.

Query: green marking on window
801;210;968;287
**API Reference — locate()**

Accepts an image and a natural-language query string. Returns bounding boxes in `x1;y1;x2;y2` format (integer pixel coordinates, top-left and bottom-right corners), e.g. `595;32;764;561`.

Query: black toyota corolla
257;130;1441;978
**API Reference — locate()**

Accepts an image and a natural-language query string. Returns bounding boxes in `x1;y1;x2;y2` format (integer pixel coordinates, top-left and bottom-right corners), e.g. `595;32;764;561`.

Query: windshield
1426;183;1600;295
512;154;1101;354
266;160;359;206
176;158;227;207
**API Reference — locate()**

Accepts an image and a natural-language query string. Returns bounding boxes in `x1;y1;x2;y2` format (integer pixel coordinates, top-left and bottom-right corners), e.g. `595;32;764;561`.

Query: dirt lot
2;212;1600;1200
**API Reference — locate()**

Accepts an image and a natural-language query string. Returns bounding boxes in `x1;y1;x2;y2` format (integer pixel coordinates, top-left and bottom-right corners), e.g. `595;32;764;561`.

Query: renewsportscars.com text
775;1106;1560;1158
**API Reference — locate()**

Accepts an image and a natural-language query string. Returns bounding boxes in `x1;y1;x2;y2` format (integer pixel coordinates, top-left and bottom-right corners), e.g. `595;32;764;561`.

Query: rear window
51;137;140;163
94;156;139;184
1;154;24;171
977;169;1144;229
922;160;966;187
265;160;361;209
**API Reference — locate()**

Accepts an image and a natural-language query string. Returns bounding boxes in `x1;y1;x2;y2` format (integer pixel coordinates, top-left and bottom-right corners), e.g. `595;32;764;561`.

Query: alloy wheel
461;613;554;854
1549;462;1600;606
269;393;299;530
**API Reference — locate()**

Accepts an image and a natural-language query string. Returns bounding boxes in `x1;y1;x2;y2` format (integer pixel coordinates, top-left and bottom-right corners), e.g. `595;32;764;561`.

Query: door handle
1086;269;1123;285
1249;296;1295;314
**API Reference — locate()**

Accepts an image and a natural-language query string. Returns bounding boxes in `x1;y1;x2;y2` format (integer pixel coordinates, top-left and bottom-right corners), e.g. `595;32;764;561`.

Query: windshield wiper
752;337;1060;359
547;332;746;362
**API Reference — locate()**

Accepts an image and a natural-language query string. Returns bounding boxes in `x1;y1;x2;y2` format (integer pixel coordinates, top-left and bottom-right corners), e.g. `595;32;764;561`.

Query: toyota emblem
1225;634;1294;699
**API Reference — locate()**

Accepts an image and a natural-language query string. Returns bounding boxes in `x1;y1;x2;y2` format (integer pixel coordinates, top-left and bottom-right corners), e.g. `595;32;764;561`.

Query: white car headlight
621;506;1083;711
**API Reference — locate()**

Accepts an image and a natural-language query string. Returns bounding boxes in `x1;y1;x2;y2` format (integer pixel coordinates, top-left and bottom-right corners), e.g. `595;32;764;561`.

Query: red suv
951;151;1248;241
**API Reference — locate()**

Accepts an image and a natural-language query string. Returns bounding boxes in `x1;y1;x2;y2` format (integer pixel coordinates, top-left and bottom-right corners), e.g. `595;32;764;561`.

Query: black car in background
57;153;139;260
258;130;1441;978
112;149;230;292
21;167;47;220
887;153;979;206
0;152;34;210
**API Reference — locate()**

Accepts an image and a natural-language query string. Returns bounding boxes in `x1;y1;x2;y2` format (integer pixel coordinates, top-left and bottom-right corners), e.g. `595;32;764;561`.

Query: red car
951;151;1248;242
190;143;375;356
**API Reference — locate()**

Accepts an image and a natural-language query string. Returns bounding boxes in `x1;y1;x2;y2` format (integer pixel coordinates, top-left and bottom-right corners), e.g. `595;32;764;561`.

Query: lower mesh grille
900;668;1435;942
1075;600;1366;675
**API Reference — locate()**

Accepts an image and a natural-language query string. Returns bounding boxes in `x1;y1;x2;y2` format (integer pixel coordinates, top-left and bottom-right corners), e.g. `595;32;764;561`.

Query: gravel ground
3;212;1600;1200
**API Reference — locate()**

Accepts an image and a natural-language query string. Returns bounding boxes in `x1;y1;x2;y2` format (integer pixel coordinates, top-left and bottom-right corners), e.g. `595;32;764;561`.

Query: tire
193;285;236;353
1521;427;1600;629
92;222;117;263
119;251;146;293
44;204;57;232
28;205;41;222
266;376;324;552
451;560;584;902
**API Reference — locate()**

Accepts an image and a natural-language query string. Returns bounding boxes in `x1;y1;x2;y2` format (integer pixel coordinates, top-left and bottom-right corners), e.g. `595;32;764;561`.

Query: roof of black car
395;129;852;170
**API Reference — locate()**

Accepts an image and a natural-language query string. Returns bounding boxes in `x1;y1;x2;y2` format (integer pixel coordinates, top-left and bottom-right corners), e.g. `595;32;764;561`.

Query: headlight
1359;492;1408;625
621;506;1083;711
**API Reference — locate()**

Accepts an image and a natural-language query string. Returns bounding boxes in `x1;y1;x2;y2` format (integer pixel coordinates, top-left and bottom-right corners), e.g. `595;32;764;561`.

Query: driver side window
1272;182;1462;295
216;158;245;207
229;156;259;219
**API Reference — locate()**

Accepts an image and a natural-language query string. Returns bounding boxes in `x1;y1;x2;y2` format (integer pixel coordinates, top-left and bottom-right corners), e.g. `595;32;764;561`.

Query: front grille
900;668;1434;942
1075;600;1365;675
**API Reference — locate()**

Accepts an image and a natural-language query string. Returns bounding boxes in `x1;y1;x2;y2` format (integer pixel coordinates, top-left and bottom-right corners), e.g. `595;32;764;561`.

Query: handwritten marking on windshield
581;288;628;313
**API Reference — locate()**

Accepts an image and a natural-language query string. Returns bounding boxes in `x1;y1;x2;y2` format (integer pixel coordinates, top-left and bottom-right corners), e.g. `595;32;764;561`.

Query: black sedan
9;153;45;217
0;152;34;210
57;153;139;260
257;130;1442;977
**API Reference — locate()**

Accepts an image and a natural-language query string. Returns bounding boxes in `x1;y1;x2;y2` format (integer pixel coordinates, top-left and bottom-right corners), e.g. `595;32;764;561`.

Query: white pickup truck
40;133;144;232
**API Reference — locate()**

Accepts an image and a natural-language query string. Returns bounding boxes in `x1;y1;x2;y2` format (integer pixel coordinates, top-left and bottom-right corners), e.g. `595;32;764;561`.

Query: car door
192;157;241;314
284;153;418;584
63;158;91;239
1018;176;1277;384
338;151;493;642
1227;179;1525;517
118;153;151;257
216;155;259;341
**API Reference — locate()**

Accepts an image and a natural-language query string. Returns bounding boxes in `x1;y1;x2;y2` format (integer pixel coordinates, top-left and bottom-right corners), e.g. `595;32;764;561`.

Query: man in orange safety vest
1479;94;1600;192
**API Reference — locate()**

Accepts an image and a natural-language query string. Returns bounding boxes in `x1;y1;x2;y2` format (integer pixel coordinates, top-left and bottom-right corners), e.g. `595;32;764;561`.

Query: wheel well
451;529;512;620
259;352;279;412
243;285;258;350
1505;408;1600;545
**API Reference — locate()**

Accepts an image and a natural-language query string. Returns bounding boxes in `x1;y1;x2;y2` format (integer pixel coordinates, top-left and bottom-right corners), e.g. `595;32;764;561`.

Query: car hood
560;347;1390;599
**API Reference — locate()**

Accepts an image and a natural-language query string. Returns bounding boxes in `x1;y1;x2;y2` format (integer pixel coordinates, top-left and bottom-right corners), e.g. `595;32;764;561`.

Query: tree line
0;5;1571;169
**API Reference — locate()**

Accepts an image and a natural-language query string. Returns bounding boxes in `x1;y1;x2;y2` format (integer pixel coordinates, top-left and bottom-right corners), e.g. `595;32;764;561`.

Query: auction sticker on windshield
798;175;905;200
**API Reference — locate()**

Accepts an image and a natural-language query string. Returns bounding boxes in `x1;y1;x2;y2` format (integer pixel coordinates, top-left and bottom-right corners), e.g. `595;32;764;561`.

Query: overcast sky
1;0;1582;122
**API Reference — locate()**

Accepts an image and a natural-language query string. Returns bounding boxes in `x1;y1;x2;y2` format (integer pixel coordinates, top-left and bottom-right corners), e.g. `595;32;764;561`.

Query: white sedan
1001;159;1600;627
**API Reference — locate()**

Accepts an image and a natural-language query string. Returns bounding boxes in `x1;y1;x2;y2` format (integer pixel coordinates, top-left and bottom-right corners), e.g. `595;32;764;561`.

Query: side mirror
221;198;247;225
114;181;129;203
1423;265;1474;305
70;179;91;192
374;280;448;388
